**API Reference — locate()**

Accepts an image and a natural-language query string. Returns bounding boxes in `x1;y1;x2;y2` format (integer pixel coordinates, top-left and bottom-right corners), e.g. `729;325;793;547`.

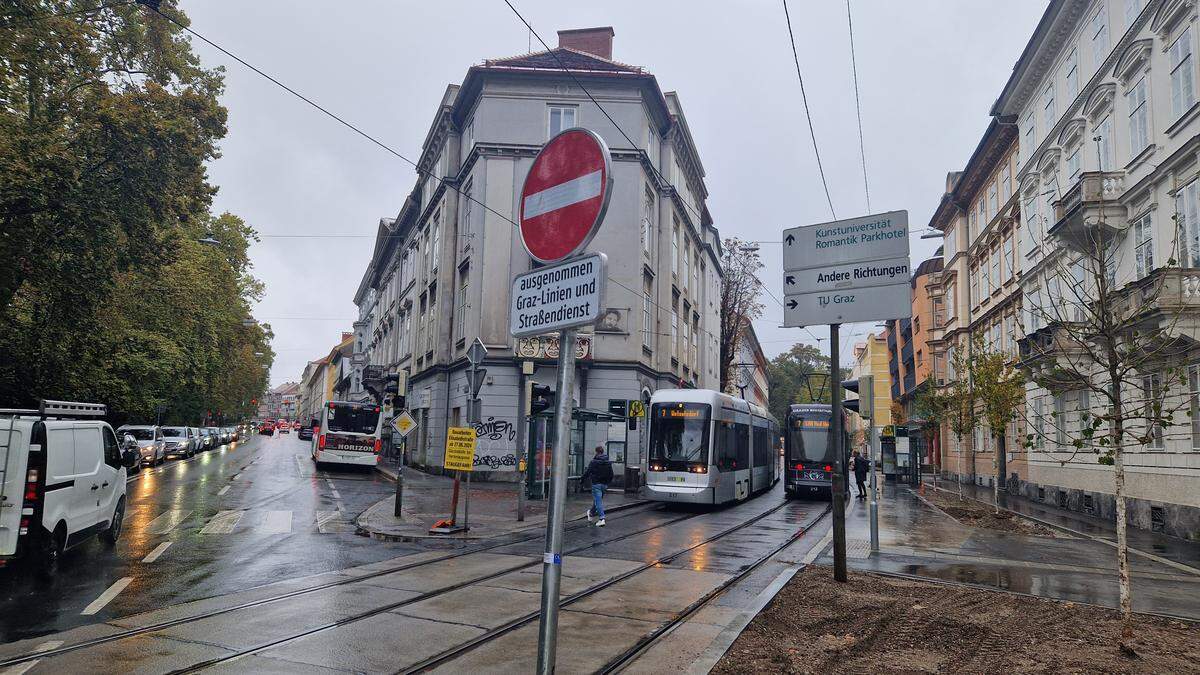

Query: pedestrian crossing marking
258;510;292;534
316;510;356;534
200;510;244;534
145;509;192;535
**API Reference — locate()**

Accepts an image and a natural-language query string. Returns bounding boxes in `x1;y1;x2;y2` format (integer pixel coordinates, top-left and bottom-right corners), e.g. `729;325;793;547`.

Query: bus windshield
326;403;380;435
649;403;710;464
789;415;834;464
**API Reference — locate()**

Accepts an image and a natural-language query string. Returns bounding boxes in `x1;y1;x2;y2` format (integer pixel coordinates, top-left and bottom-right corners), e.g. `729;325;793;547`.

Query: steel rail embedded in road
0;500;668;670
400;500;831;674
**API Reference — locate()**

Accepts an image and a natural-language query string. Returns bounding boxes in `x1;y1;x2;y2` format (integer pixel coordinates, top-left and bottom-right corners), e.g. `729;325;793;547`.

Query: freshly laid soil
713;566;1199;674
926;488;1062;537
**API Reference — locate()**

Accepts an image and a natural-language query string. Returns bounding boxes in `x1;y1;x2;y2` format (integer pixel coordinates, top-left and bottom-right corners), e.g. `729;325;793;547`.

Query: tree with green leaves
969;343;1025;514
766;342;848;425
943;341;979;500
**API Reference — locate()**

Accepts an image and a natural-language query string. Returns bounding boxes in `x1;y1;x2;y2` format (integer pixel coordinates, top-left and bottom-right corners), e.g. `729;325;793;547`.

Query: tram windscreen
789;415;834;464
649;403;711;466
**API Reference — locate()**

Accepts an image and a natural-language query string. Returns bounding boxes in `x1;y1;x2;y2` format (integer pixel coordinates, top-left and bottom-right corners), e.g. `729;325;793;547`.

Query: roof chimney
557;27;615;60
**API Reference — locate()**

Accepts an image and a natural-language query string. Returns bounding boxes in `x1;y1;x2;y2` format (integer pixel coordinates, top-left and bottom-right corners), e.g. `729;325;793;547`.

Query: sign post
390;409;417;519
511;127;612;675
782;210;911;584
464;338;488;534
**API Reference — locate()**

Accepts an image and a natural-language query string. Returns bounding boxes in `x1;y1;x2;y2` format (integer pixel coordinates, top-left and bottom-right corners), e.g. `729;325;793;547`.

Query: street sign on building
518;128;613;264
391;409;417;437
510;252;607;337
444;427;477;471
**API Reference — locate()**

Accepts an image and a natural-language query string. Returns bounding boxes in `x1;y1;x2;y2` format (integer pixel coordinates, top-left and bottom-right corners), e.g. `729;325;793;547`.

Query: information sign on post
444;427;477;472
391;409;417;437
514;127;614;675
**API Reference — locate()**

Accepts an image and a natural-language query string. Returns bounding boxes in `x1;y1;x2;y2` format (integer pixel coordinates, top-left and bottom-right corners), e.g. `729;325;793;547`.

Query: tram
644;389;780;505
783;403;852;499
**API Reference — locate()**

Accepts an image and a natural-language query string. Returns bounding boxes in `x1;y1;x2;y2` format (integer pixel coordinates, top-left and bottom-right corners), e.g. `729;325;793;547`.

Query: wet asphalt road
0;432;422;642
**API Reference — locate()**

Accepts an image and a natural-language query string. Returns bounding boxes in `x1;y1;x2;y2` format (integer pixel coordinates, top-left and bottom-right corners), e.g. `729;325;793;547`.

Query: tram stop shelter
525;407;628;499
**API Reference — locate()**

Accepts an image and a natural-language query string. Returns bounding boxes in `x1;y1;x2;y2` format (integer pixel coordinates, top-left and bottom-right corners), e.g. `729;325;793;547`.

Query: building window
1022;114;1035;166
1000;163;1012;202
1143;373;1165;449
670;306;678;362
1065;49;1080;101
987;183;998;221
1042;84;1056;130
1003;234;1014;280
1091;9;1108;67
978;200;986;232
681;313;690;368
1027;286;1042;332
1066;147;1081;180
691;315;699;366
682;241;690;292
461;180;473;252
990;247;1000;292
426;286;438;354
1126;76;1150;157
548;105;576;137
692;251;700;298
642;274;654;350
1004;314;1016;355
430;211;441;273
970;265;980;307
980;255;991;298
1053;393;1068;446
1177;180;1200;267
969;207;978;241
1097;115;1113;171
671;219;680;277
945;282;956;321
455;266;468;341
1078;388;1091;439
1189;363;1200;449
641;184;654;257
1172;28;1197;120
1132;212;1154;279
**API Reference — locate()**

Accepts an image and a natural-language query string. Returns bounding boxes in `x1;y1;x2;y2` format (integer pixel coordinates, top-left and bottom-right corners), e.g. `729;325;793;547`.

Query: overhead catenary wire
782;0;836;220
139;3;824;354
845;0;870;213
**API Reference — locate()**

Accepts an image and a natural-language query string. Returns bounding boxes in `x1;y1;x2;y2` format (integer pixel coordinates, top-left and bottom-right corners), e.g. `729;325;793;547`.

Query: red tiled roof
483;46;643;74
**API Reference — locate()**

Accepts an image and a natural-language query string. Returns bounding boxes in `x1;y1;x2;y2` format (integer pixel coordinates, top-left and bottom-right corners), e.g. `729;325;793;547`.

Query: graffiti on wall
473;416;518;471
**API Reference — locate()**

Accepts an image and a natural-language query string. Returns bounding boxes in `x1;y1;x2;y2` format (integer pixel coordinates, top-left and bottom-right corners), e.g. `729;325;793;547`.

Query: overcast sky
179;0;1049;387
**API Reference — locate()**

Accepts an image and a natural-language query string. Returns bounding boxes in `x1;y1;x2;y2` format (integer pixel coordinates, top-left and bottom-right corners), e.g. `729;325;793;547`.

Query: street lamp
198;233;221;246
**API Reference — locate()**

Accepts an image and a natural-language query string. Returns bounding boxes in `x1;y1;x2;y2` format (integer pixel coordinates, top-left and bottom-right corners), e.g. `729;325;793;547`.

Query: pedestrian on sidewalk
852;450;869;500
582;445;613;527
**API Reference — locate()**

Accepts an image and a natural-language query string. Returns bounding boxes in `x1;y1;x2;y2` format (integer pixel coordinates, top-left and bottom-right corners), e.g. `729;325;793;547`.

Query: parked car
116;424;166;467
228;426;240;442
160;426;197;459
203;426;222;448
1;401;140;578
225;426;238;442
258;421;275;435
278;420;291;434
192;426;211;451
297;420;314;441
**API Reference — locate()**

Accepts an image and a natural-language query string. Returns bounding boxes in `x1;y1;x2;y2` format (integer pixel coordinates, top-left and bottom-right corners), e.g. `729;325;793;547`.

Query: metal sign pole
516;366;530;521
869;423;879;552
830;323;848;582
536;326;578;674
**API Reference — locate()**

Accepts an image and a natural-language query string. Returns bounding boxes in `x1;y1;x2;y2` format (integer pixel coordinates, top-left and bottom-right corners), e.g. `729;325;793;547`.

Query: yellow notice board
444;427;477;472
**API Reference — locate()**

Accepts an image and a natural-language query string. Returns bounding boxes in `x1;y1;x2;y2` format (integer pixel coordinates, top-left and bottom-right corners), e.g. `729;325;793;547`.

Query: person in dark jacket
852;450;870;500
582;445;613;527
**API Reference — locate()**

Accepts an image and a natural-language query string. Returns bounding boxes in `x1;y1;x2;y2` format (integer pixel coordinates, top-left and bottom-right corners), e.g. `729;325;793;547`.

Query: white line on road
330;489;342;500
145;509;191;535
258;510;293;534
81;577;132;615
200;510;244;534
231;473;240;480
141;542;172;563
217;485;230;496
32;642;62;654
0;641;64;675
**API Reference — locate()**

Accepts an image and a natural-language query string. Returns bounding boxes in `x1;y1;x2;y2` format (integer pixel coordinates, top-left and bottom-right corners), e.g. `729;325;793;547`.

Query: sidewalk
930;478;1200;572
818;479;1200;619
357;462;644;541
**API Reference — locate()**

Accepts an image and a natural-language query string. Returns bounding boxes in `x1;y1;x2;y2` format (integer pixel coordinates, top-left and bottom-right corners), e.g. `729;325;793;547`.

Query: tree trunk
992;432;1001;515
1112;415;1132;629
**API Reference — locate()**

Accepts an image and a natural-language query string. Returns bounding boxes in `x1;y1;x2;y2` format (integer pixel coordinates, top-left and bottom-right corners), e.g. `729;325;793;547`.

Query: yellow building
846;334;892;441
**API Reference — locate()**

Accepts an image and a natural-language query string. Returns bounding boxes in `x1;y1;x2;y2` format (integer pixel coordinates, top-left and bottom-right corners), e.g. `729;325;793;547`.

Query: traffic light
384;373;401;395
841;375;874;418
530;384;555;416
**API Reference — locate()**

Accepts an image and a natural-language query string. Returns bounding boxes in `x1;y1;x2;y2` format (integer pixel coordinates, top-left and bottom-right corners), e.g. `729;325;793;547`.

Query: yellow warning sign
444;426;477;472
628;400;646;418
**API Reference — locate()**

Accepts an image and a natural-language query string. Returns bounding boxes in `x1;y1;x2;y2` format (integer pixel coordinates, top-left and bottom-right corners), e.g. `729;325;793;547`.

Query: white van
0;401;138;577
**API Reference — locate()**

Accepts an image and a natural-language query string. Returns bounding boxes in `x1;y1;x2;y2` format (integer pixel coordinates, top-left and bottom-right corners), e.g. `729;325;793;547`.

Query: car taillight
373;439;381;454
318;434;325;449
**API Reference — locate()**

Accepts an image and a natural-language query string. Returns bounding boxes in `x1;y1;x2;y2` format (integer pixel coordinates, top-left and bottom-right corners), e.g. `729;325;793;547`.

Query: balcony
1016;323;1089;392
1119;269;1200;351
1049;171;1127;251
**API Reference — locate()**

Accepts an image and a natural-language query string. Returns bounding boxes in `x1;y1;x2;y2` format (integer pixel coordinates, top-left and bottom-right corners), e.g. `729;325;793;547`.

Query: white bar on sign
783;255;912;295
783;281;913;327
524;170;603;219
783;210;909;271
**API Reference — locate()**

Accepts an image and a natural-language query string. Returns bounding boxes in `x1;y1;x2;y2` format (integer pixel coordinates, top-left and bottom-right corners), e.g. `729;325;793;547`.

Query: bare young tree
1018;172;1194;628
944;341;980;500
719;237;764;392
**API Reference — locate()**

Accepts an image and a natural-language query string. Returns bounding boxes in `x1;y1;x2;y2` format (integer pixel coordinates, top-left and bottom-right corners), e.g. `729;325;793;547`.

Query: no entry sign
519;128;613;263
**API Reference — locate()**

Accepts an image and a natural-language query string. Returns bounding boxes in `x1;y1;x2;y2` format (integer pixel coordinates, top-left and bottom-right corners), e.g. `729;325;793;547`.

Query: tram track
399;500;831;674
0;500;670;669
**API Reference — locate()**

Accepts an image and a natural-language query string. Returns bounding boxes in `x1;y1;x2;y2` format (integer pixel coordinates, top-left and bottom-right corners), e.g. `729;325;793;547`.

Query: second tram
644;389;779;505
783;403;852;498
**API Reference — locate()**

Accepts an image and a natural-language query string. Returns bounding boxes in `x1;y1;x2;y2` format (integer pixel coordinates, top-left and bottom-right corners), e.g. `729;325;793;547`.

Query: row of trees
0;1;272;426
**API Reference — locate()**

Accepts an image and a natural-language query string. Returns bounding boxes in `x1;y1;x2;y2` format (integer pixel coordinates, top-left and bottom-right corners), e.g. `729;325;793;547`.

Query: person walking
852;449;870;500
582;445;613;527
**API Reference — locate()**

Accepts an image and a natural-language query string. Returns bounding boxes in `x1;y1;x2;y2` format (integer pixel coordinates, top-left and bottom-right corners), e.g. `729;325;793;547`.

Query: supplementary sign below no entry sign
510;252;607;337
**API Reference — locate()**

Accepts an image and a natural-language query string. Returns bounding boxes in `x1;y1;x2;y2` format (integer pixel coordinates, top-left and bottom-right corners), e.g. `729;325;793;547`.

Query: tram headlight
649;462;665;472
688;463;707;474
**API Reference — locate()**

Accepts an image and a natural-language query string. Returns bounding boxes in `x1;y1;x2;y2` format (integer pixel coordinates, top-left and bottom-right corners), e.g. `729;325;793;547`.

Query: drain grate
846;538;871;559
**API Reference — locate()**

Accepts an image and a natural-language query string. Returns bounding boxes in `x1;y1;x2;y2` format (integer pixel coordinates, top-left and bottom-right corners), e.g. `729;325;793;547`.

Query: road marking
0;641;63;675
231;473;240;480
330;488;342;500
217;485;230;496
258;510;292;534
145;509;191;535
142;542;171;563
316;510;355;533
200;510;244;534
32;641;62;654
81;577;132;615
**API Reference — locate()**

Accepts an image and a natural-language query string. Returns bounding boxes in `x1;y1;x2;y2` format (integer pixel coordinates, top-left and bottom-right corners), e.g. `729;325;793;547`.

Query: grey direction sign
510;252;607;338
783;210;908;271
783;256;912;295
784;282;913;327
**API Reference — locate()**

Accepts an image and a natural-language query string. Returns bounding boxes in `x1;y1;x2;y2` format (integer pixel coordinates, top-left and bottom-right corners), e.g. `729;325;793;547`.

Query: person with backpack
582;445;613;527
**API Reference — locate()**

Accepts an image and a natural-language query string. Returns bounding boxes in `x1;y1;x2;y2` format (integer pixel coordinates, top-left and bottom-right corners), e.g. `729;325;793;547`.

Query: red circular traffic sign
519;127;613;264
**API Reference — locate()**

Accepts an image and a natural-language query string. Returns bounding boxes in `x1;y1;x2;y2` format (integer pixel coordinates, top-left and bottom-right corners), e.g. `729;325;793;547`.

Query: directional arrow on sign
785;275;795;286
785;234;795;245
786;298;798;309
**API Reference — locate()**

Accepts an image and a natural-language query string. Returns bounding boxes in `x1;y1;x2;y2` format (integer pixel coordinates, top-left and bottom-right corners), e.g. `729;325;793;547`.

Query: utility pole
516;361;534;521
830;323;848;582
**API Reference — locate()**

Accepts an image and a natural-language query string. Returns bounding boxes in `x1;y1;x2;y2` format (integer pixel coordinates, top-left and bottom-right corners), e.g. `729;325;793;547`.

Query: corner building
353;28;723;479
